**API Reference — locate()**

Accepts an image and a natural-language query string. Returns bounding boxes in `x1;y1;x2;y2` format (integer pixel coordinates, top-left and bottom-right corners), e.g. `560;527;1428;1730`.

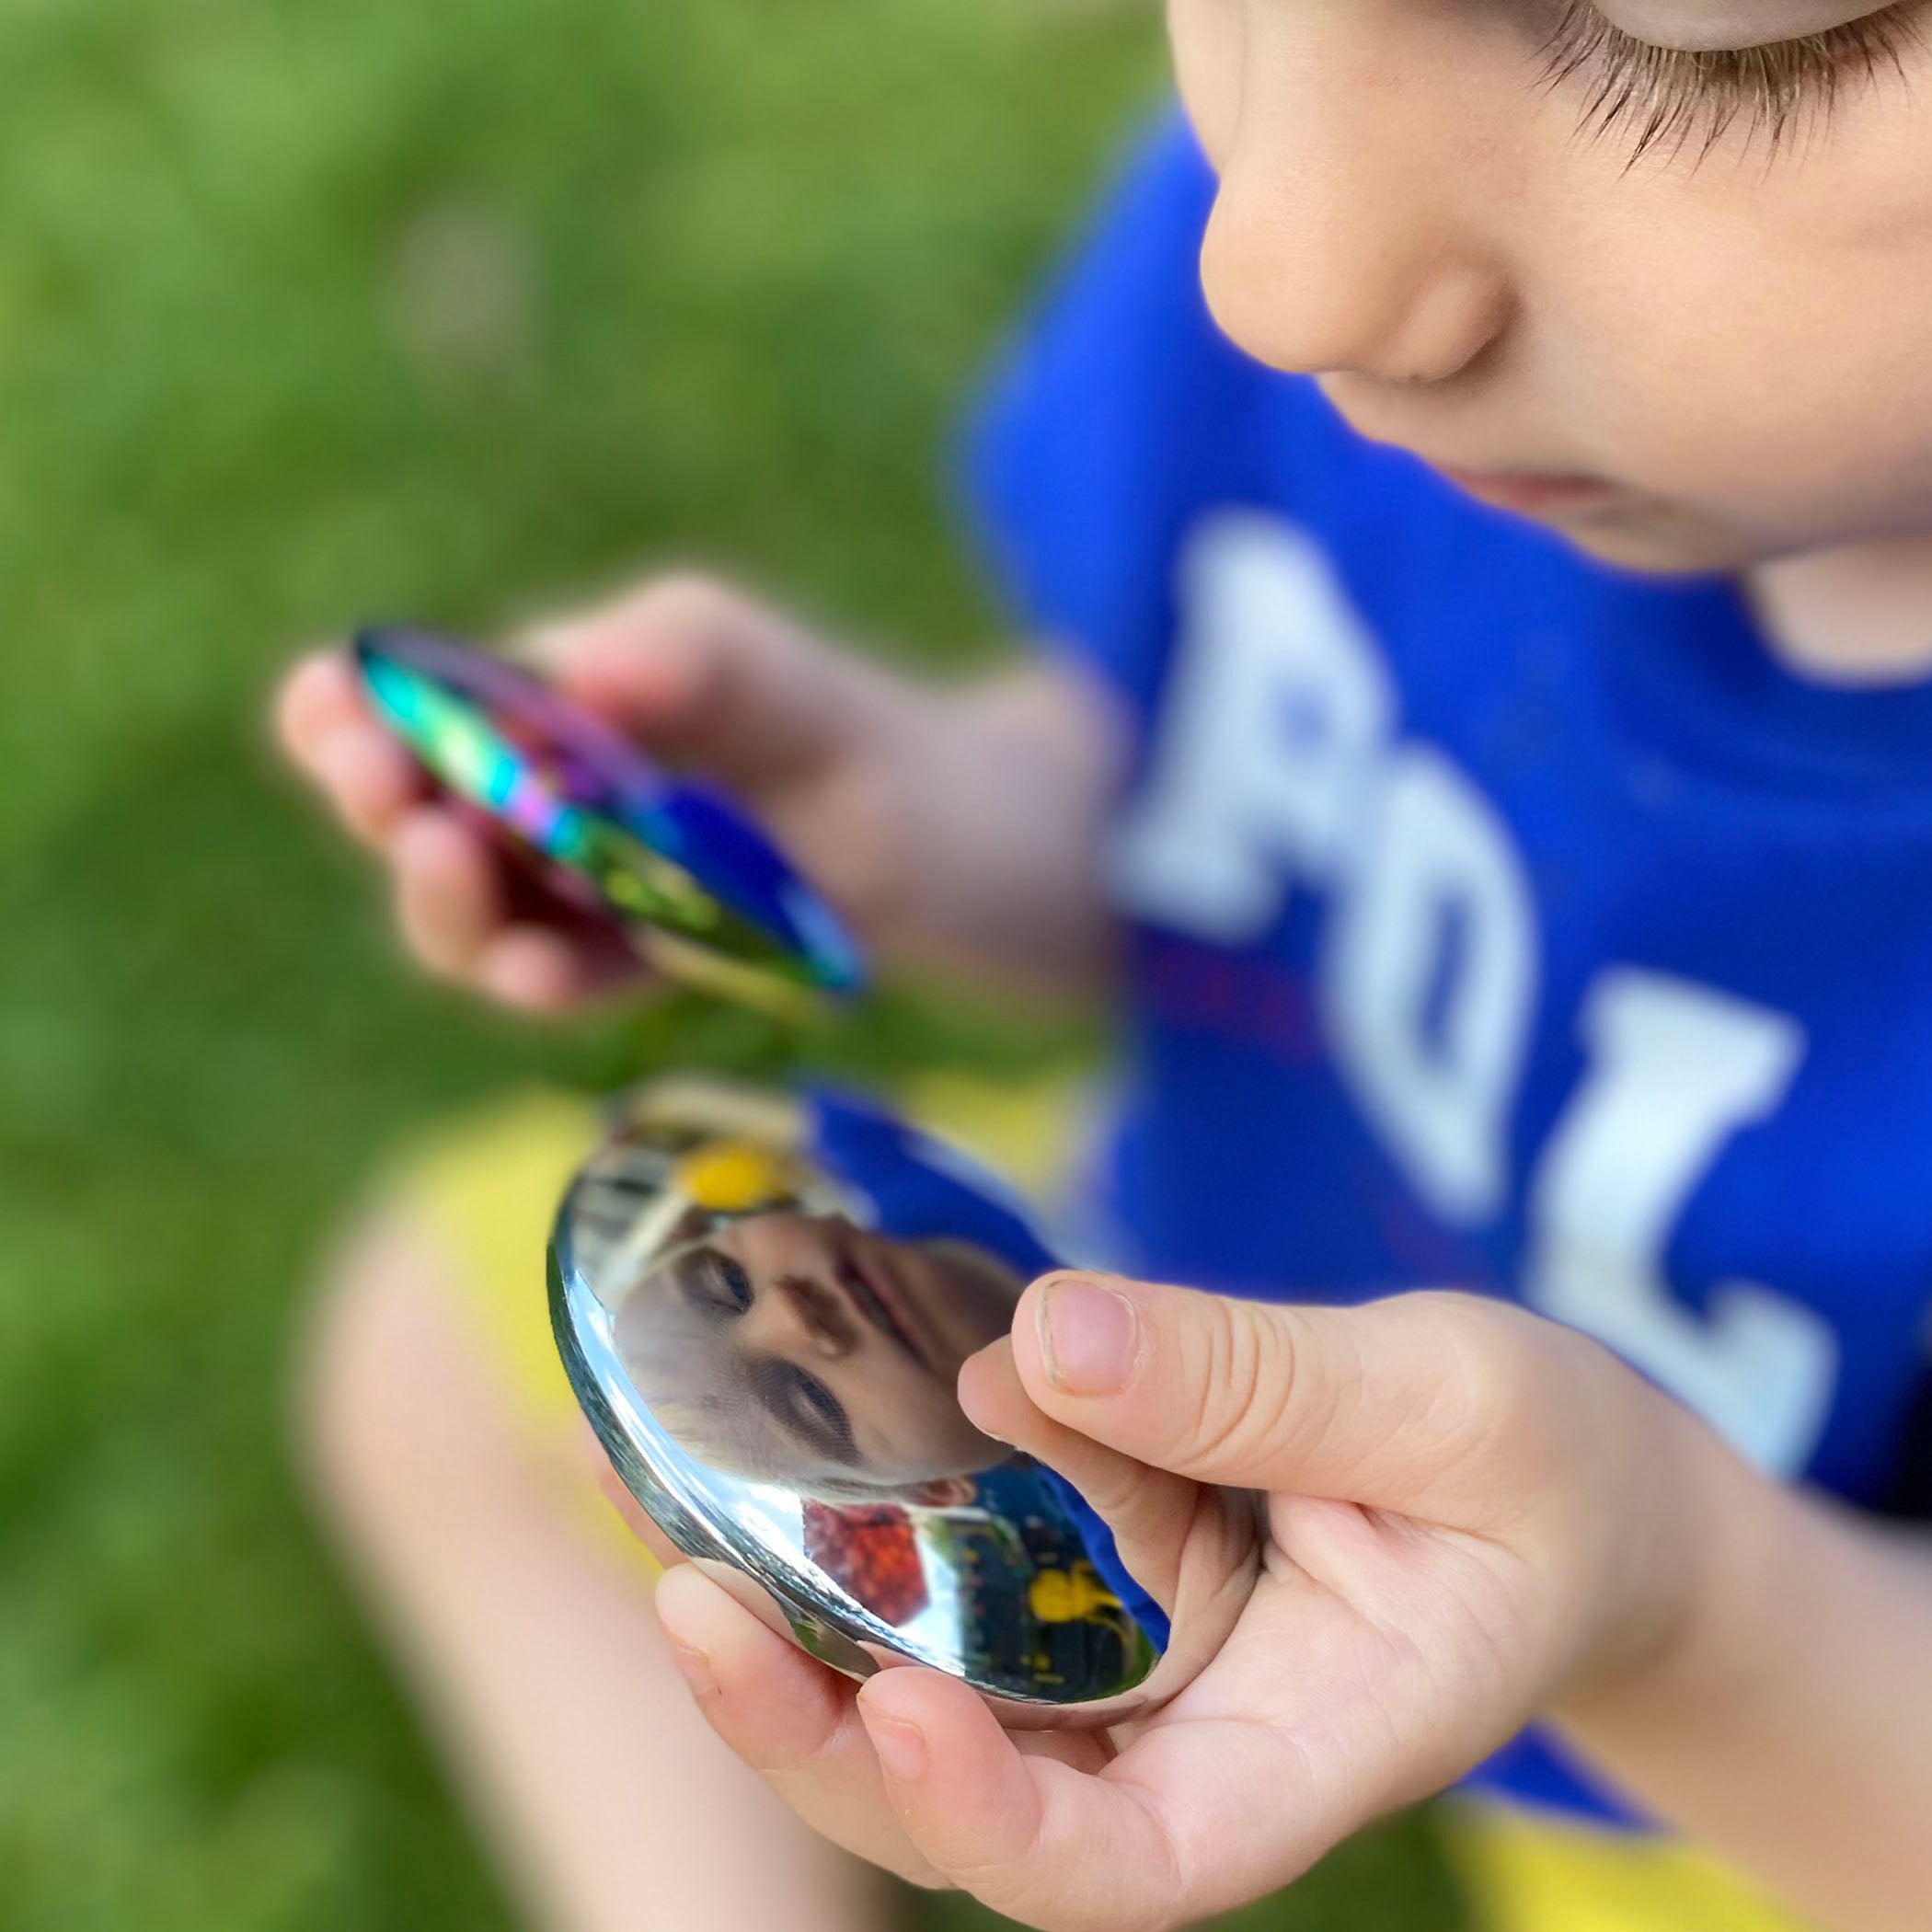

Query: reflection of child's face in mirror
613;1209;1024;1493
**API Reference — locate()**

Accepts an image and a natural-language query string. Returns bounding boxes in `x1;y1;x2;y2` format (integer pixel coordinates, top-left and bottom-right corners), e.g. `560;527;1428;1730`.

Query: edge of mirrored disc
351;627;868;1011
546;1169;1159;1714
546;1231;883;1679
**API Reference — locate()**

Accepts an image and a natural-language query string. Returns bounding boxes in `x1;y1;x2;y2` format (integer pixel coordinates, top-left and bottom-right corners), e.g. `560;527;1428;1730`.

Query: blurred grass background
0;1;1455;1926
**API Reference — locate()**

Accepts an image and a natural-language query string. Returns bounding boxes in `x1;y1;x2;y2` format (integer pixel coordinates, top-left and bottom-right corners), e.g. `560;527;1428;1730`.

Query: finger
278;654;425;844
857;1669;1189;1932
391;809;506;979
654;1566;947;1887
866;1600;1432;1931
281;648;644;1005
393;797;647;1007
470;922;640;1013
958;1340;1207;1614
276;652;363;766
587;1452;685;1570
311;726;425;846
1012;1275;1549;1526
525;576;892;788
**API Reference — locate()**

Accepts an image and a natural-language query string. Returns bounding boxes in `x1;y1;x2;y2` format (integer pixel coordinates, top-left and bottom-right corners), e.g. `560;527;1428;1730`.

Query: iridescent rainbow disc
353;626;865;1018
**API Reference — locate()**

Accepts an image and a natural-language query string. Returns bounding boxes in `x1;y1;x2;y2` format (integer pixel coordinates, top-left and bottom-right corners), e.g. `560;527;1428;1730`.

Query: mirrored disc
353;626;866;1018
548;1082;1179;1715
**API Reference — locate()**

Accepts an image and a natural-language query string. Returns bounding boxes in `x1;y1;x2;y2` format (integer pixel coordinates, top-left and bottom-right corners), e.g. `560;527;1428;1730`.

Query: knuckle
1169;1295;1303;1480
764;1767;945;1887
927;1807;1045;1903
626;572;747;645
397;898;476;981
931;1863;1035;1923
945;1848;1178;1932
921;1814;1069;1926
718;1719;790;1777
728;1706;834;1782
1408;1292;1554;1460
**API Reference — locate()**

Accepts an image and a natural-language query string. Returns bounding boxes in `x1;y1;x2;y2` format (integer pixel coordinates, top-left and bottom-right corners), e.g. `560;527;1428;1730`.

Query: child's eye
758;1362;859;1466
690;1248;753;1315
1536;2;1923;161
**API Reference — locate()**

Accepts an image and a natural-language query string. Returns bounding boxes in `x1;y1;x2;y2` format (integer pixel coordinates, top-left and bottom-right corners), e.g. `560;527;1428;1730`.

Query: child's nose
771;1274;858;1357
1197;9;1512;387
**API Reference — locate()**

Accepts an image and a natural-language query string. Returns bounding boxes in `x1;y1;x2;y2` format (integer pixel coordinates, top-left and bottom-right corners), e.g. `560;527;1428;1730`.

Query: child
282;3;1932;1927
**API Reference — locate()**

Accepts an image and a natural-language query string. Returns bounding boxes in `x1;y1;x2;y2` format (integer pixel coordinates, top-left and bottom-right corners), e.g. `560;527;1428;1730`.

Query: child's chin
1552;510;1765;579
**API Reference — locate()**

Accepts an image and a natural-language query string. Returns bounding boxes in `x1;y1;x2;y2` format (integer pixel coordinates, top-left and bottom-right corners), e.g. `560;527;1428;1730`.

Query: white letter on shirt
1112;512;1392;941
1324;747;1537;1224
1525;969;1835;1475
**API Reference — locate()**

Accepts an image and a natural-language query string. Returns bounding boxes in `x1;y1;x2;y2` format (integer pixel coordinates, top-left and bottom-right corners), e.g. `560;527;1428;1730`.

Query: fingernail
864;1708;928;1783
667;1639;717;1700
1039;1278;1138;1396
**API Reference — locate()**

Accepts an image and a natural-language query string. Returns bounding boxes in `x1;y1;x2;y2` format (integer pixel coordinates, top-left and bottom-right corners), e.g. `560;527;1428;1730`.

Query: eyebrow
1593;0;1896;50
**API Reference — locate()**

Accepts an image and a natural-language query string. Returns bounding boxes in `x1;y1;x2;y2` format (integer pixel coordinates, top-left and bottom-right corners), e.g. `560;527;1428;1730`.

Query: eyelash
698;1251;753;1315
1538;3;1923;160
765;1362;857;1463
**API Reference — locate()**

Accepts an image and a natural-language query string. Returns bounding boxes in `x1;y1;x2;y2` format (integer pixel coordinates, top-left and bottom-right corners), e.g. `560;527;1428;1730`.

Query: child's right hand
277;576;1122;1009
650;1279;1749;1930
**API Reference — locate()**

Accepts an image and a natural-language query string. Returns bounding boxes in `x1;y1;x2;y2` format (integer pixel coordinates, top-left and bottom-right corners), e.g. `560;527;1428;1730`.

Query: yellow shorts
397;1083;1812;1932
1445;1800;1811;1932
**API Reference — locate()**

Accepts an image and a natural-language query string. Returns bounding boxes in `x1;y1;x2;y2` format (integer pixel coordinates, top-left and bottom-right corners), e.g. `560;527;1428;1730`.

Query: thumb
521;575;898;789
1010;1273;1558;1527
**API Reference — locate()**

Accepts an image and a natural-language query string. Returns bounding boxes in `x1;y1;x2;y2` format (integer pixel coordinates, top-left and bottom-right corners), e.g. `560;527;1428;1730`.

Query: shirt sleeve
955;111;1271;727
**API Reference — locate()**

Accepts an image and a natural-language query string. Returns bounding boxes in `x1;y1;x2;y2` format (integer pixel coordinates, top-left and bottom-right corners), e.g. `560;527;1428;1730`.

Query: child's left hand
654;1274;1740;1932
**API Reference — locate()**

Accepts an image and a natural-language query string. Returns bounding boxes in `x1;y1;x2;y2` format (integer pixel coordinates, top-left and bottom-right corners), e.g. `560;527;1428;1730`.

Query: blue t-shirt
961;114;1932;1825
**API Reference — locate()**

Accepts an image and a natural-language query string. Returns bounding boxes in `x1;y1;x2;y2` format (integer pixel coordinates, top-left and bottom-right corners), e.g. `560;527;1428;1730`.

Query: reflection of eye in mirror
548;1081;1262;1723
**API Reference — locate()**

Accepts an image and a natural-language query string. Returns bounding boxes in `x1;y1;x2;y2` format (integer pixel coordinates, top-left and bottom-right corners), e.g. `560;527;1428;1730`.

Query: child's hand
277;576;1121;1009
276;578;931;1009
653;1275;1732;1931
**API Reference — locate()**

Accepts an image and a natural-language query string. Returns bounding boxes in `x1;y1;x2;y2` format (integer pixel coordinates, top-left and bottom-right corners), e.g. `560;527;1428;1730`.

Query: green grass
0;3;1458;1926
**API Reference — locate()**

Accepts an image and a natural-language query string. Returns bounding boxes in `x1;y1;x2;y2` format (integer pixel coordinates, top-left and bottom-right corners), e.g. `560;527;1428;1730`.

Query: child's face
614;1211;1020;1491
1170;1;1932;573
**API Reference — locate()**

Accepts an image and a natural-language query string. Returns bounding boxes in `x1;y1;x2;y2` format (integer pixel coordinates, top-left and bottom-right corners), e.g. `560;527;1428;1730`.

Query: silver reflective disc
548;1080;1256;1724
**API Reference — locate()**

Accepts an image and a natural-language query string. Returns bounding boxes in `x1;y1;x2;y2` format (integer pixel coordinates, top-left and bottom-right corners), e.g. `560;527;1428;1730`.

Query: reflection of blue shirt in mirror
808;1088;1172;1650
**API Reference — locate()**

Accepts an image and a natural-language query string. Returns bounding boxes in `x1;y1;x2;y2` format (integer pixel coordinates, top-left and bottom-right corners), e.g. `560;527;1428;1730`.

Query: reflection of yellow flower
1028;1561;1121;1625
675;1141;799;1213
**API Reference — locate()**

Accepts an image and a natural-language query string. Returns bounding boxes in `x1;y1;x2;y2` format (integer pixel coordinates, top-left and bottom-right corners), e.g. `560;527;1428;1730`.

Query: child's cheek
1535;110;1932;544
